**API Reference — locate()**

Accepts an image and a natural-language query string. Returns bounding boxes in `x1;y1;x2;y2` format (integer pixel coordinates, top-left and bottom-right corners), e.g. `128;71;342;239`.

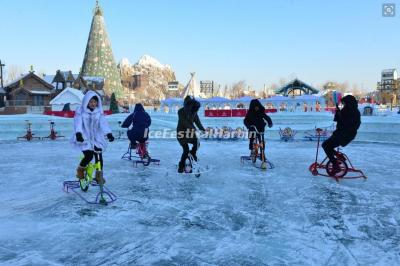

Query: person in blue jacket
121;103;151;148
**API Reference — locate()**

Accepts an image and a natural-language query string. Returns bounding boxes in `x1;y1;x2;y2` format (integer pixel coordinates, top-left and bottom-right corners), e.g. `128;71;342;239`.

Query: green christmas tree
109;92;119;114
81;1;123;98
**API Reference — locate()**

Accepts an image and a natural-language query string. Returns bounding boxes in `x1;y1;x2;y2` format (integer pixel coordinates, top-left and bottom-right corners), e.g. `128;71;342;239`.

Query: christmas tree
81;1;123;98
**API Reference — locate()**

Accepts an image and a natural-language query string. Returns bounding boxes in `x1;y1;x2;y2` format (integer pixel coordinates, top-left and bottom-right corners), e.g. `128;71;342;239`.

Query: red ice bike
42;120;64;140
17;120;40;141
309;128;367;182
121;141;160;167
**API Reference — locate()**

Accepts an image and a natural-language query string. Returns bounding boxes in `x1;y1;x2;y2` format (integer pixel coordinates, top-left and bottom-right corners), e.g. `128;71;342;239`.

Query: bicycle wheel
326;159;348;178
143;154;151;166
184;159;192;173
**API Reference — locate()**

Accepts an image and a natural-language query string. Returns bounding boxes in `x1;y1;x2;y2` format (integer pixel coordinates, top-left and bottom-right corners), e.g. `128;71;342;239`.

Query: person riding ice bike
71;91;114;185
321;95;361;175
121;103;151;151
177;96;205;173
244;99;273;160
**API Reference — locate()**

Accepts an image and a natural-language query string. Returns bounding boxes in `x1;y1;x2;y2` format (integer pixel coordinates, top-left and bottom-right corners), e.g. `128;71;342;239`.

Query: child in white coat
71;91;114;184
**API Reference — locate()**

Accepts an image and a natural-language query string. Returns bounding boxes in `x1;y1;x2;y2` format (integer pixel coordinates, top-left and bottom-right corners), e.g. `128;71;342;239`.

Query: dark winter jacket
121;103;151;142
333;95;361;146
177;96;205;144
244;99;273;133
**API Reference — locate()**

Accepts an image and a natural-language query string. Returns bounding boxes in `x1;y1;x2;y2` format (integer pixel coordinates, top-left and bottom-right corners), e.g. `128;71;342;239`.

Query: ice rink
1;112;400;265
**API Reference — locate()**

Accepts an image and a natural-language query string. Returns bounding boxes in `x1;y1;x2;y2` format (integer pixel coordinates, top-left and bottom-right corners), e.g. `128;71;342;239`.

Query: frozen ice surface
0;112;400;265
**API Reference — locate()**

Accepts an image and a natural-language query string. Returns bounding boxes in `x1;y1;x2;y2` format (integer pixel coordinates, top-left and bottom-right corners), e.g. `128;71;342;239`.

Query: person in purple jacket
121;103;151;148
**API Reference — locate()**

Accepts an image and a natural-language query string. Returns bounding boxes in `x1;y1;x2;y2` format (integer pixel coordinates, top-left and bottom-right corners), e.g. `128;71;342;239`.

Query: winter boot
94;170;106;184
130;142;137;150
76;166;86;180
178;161;185;173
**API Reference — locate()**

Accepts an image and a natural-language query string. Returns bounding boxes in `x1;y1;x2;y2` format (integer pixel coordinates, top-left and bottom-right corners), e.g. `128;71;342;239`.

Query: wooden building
52;70;76;90
4;71;54;107
0;87;5;108
72;75;107;104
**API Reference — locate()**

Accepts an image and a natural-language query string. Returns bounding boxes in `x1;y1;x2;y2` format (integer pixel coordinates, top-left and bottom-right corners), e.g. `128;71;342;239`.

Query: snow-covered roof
30;90;51;95
50;87;84;105
382;69;396;74
3;73;30;88
202;96;230;102
232;96;254;102
265;95;288;101
294;94;323;100
83;76;105;83
42;75;55;84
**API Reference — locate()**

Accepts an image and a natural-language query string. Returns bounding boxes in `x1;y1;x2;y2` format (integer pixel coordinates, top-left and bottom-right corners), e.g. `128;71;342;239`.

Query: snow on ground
0;112;400;265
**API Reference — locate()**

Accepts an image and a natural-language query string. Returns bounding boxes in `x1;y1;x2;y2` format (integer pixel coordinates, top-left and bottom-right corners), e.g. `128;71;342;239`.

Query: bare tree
229;80;246;98
223;85;229;98
337;81;349;93
278;78;287;87
6;65;24;82
270;83;278;91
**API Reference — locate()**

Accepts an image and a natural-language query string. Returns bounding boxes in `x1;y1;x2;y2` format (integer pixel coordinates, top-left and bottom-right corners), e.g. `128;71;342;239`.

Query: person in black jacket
177;96;205;173
244;99;273;156
322;95;361;172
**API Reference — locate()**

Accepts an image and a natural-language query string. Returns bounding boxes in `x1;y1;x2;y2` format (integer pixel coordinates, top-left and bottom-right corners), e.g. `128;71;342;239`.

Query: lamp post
0;60;5;88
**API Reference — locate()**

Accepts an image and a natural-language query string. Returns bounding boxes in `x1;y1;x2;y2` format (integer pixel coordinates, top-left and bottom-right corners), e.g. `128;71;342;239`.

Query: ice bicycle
42;120;65;140
116;121;128;140
17;120;41;141
176;138;211;178
279;127;296;142
63;151;116;205
121;141;160;167
308;128;367;182
240;126;274;170
302;124;334;141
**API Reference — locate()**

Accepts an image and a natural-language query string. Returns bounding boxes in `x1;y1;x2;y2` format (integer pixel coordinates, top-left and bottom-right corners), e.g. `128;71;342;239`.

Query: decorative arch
276;79;319;96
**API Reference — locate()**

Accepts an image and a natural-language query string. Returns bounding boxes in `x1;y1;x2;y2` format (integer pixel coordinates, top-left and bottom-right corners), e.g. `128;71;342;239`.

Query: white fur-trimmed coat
70;91;112;151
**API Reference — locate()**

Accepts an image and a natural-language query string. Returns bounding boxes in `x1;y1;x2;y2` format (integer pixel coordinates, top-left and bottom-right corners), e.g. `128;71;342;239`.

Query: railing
27;106;46;113
6;100;50;107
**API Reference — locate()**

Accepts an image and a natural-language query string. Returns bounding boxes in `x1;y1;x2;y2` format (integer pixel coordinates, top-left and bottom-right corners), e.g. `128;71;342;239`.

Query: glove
76;132;84;143
107;133;114;142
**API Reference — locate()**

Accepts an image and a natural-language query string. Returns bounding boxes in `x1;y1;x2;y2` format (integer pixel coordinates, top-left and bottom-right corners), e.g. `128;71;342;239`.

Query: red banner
44;110;113;118
217;109;232;117
265;109;277;113
204;110;219;117
232;109;247;117
205;108;278;117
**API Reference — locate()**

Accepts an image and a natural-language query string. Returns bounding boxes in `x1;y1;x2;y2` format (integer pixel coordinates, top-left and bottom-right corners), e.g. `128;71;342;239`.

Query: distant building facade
377;69;399;106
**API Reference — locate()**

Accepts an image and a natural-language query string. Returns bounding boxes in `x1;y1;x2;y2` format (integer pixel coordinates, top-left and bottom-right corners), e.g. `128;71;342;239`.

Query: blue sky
0;0;399;91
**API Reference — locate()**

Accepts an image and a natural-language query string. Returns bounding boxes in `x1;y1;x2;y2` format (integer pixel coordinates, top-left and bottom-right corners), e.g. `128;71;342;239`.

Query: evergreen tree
81;2;123;98
109;92;119;114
